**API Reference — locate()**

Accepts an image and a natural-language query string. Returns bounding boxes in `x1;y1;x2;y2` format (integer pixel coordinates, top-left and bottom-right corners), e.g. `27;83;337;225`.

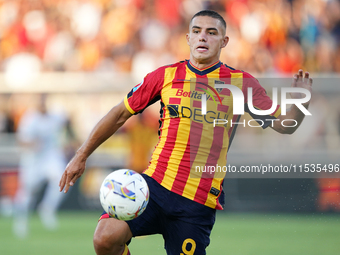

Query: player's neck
189;58;220;70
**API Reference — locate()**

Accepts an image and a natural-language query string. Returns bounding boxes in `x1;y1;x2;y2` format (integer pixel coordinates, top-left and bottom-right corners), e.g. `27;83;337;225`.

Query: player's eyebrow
192;26;219;33
207;28;218;33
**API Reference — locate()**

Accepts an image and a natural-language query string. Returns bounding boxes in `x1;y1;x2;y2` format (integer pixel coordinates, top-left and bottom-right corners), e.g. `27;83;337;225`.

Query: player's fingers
64;178;74;193
292;74;298;87
304;71;309;79
64;183;70;193
309;78;313;86
69;174;79;187
64;170;82;193
298;69;303;80
59;172;66;192
63;171;74;193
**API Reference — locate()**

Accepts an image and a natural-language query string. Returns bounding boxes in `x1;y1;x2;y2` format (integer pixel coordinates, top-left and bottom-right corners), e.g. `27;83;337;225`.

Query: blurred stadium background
0;0;340;254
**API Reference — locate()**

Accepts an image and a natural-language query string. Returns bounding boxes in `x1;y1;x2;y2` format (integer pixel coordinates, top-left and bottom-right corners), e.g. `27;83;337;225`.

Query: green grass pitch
0;212;339;255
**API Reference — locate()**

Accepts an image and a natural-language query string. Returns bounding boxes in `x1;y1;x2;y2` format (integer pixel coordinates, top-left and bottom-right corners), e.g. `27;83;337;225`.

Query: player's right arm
59;100;132;193
60;66;164;193
270;70;312;134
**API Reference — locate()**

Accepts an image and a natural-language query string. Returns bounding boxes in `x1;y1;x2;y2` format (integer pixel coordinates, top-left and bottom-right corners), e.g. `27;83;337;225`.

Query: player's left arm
271;69;313;134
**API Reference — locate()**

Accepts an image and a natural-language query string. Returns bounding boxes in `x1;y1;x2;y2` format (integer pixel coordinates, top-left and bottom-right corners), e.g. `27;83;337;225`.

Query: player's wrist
75;147;89;161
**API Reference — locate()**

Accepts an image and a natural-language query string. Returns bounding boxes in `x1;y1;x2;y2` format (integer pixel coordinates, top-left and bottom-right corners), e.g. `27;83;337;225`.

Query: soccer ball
99;169;149;221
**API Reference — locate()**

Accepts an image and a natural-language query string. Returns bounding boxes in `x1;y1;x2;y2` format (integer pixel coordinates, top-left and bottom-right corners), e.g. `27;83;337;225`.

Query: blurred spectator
3;46;42;88
316;177;340;212
43;15;76;71
123;110;159;172
0;94;15;133
70;1;102;41
0;0;339;74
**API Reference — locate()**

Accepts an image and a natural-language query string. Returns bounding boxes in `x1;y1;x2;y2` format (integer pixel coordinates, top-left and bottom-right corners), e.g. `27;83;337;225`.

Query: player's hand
59;154;86;193
291;69;313;105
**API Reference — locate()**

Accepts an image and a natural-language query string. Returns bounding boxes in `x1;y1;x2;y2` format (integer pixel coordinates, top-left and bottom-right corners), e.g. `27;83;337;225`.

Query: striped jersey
124;60;281;209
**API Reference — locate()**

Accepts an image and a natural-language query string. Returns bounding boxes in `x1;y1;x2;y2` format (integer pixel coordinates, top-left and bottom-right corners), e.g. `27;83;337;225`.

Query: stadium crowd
0;0;339;79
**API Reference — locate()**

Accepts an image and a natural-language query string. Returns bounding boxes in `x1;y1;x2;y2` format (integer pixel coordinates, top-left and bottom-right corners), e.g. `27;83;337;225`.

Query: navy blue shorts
100;174;216;255
128;174;216;255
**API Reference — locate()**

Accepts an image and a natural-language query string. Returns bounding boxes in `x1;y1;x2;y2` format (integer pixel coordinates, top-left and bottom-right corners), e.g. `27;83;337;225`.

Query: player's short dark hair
190;10;227;31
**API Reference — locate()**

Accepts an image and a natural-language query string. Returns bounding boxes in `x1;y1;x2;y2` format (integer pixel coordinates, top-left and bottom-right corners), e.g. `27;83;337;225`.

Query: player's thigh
163;220;213;255
94;217;133;246
124;199;163;237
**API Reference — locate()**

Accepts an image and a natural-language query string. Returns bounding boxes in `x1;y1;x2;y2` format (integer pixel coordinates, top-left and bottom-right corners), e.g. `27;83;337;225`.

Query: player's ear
186;33;190;46
221;36;229;48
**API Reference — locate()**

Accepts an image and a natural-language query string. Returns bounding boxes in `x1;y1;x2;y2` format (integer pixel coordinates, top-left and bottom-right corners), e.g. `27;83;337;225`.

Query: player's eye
193;30;199;33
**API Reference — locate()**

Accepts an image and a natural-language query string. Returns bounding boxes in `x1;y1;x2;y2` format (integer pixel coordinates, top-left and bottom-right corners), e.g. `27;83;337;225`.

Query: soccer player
14;94;72;238
59;10;312;255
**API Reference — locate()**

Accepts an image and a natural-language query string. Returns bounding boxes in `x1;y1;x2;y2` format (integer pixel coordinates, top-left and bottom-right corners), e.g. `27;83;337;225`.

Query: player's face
186;16;229;68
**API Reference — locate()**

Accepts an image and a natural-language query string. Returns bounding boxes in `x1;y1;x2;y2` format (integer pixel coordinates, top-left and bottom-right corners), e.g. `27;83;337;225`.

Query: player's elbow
275;126;296;135
272;117;300;134
281;128;296;135
271;123;297;135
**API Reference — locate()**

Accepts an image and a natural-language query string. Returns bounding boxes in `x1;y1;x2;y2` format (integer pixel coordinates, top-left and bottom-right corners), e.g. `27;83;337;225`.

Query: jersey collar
187;60;221;76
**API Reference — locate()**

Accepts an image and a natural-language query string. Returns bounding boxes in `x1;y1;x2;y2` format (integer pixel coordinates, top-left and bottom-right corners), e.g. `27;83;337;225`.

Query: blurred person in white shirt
13;94;73;238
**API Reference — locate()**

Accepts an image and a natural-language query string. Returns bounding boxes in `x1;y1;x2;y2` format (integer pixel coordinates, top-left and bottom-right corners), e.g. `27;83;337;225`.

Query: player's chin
194;53;211;62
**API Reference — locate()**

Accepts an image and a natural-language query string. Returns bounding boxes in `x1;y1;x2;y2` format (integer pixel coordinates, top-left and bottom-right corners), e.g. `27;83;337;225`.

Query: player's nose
198;32;207;41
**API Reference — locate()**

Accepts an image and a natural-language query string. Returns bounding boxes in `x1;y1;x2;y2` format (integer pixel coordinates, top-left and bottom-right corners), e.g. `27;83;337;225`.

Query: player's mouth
196;45;209;53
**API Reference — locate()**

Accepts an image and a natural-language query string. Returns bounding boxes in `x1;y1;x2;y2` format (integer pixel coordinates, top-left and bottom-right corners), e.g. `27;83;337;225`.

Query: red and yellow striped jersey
124;60;281;209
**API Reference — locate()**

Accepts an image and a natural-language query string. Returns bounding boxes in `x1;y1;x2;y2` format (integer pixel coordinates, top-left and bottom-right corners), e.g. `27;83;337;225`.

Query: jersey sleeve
124;68;164;115
243;74;281;129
